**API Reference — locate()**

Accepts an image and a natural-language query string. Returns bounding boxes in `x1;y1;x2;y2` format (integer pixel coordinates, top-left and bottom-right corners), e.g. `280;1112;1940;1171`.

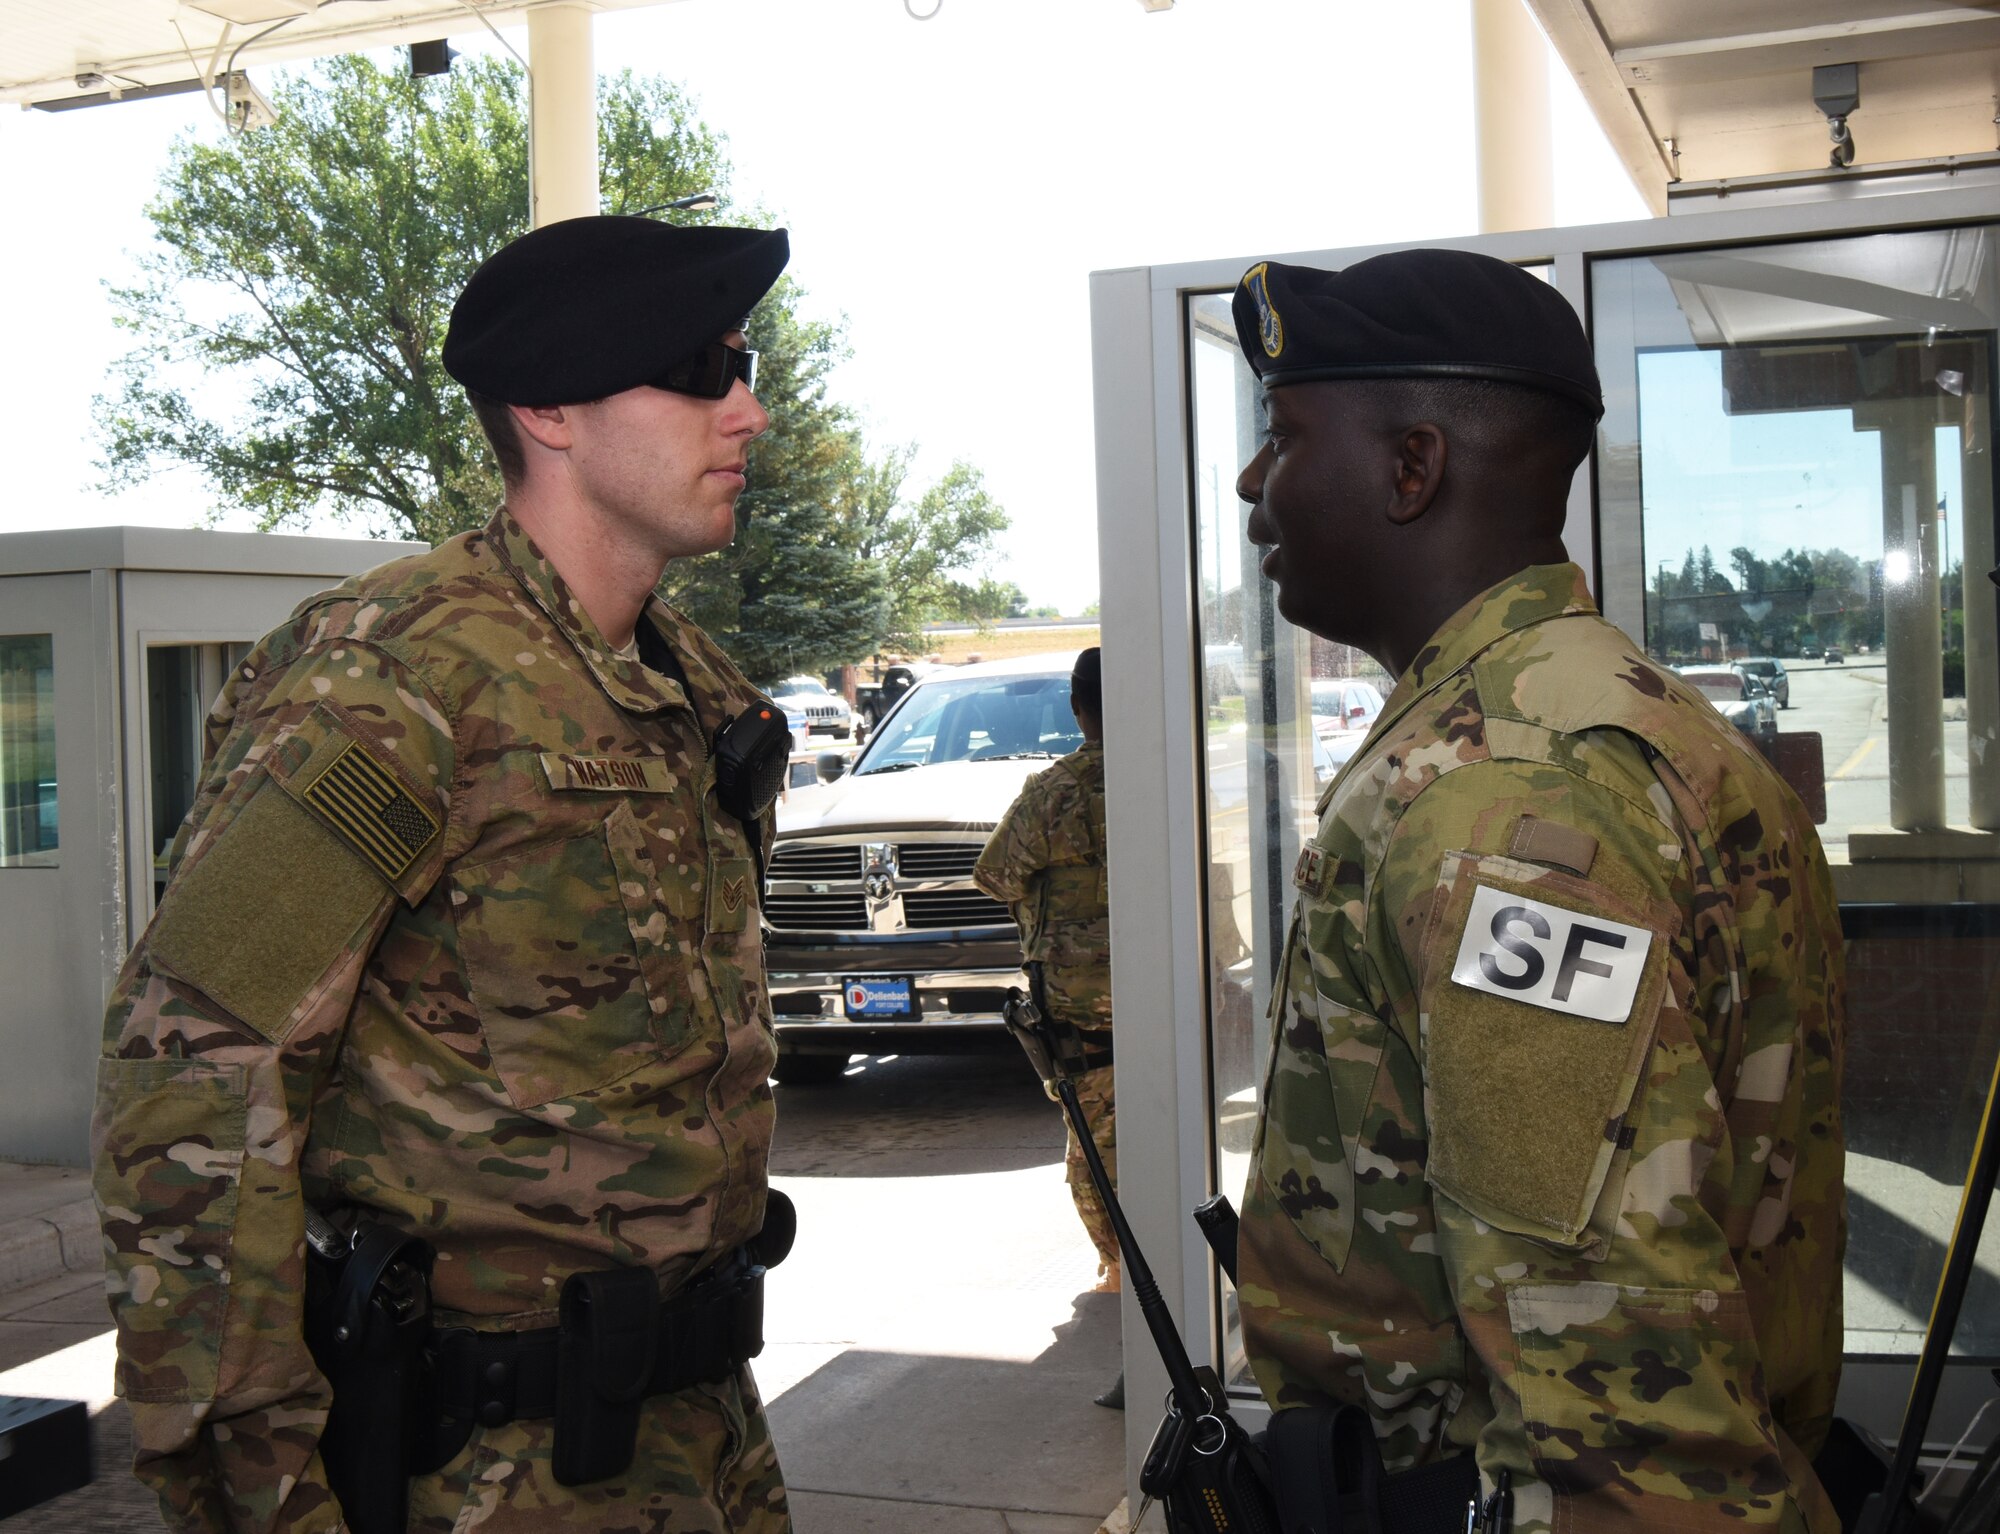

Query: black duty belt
429;1251;767;1432
1049;1020;1114;1073
418;1188;797;1487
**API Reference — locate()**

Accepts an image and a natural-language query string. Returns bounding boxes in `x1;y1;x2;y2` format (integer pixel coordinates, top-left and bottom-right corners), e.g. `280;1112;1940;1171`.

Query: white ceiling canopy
1529;1;2000;212
1;0;684;109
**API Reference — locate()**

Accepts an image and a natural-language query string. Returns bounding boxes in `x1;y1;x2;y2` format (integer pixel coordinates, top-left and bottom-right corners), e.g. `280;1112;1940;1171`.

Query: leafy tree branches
96;54;1010;674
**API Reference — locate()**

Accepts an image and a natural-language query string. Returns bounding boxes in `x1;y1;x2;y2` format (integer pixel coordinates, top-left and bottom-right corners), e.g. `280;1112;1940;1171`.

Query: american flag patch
302;740;439;883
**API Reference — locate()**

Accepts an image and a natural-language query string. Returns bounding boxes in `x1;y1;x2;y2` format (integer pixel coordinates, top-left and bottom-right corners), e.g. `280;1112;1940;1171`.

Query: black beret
1071;646;1102;692
1231;248;1603;418
443;216;789;405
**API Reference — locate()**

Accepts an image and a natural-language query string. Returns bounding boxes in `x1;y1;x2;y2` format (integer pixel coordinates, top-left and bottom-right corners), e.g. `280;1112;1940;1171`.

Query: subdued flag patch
302;740;439;883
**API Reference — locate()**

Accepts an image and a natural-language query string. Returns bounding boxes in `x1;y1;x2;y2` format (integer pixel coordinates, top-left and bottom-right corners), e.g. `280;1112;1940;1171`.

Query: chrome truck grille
762;837;1012;933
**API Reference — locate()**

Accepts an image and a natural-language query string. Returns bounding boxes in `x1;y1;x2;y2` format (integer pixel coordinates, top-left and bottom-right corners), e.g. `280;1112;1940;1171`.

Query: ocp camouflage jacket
91;509;778;1532
1238;563;1847;1534
974;741;1113;1030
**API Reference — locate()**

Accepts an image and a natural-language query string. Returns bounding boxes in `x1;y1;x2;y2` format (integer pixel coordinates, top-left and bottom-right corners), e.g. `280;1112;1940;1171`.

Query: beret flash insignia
1244;262;1284;359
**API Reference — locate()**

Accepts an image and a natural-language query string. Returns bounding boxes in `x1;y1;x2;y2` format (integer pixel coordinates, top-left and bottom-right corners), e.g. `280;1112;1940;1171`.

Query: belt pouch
1259;1404;1386;1534
304;1223;437;1534
553;1267;660;1487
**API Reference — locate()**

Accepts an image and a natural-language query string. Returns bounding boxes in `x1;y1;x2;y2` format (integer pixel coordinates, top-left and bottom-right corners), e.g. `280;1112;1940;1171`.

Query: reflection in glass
1597;228;2000;1358
1596;231;1998;847
1187;293;1394;1388
0;634;57;867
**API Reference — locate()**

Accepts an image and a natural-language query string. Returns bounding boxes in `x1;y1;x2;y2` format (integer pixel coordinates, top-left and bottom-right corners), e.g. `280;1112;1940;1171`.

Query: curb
0;1200;99;1295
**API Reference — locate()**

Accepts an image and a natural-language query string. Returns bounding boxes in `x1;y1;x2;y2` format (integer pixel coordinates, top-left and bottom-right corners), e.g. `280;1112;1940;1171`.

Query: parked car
761;653;1084;1082
1824;647;1844;665
1309;677;1385;735
1677;666;1778;747
1735;656;1790;708
767;674;862;739
859;662;941;732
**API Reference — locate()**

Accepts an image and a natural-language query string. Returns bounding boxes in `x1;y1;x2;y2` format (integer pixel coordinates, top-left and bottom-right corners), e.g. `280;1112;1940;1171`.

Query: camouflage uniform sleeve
91;641;454;1533
1377;758;1802;1533
973;768;1063;905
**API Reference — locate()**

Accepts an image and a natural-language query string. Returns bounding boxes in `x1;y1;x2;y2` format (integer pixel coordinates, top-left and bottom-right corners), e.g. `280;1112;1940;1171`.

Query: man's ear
1386;423;1446;526
511;401;576;454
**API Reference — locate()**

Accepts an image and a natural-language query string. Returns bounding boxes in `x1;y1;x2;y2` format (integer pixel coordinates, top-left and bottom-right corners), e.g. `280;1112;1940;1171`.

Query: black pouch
302;1218;437;1534
1262;1405;1382;1534
1259;1405;1478;1534
553;1266;660;1487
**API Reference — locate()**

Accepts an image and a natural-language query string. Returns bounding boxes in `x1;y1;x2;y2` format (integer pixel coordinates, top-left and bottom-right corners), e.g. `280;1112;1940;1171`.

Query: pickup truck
761;652;1082;1082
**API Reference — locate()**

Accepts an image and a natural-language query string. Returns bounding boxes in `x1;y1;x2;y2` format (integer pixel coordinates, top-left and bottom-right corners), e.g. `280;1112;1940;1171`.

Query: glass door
1592;226;2000;1372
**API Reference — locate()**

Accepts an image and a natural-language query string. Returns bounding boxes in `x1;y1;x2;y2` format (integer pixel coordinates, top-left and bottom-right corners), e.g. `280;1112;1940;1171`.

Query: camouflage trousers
406;1363;788;1532
1064;1064;1119;1276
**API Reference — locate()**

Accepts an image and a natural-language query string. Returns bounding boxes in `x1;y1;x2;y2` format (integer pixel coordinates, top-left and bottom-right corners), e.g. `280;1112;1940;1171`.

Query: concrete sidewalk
0;1161;96;1294
0;1054;1134;1532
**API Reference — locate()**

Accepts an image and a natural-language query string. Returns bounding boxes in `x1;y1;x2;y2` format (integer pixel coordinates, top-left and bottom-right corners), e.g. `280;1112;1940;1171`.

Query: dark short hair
1377;376;1596;477
1071;647;1103;717
466;389;525;487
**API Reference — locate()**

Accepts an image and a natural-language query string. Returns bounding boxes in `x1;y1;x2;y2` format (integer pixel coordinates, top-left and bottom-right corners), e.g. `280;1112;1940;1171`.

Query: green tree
95;54;1006;674
840;453;1012;651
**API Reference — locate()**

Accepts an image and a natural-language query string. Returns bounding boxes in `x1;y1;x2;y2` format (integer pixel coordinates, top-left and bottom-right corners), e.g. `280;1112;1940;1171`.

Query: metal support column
1962;387;2000;828
1471;0;1553;234
1865;398;1948;830
528;4;597;228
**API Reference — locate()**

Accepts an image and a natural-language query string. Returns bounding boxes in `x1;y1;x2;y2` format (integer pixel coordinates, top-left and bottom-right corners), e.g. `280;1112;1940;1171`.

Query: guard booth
1093;179;2000;1497
0;526;419;1165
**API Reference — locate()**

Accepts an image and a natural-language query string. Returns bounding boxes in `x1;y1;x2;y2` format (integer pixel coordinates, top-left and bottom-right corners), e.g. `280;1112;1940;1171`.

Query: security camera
224;70;278;132
1812;63;1859;169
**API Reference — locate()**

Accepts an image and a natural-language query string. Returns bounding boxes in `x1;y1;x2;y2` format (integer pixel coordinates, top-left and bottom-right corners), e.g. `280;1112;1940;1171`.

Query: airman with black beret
1230;248;1847;1532
94;217;799;1532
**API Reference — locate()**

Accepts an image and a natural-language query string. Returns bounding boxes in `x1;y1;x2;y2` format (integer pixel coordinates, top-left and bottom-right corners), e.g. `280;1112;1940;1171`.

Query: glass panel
0;634;58;868
148;646;205;907
1187;293;1402;1390
1594;229;1999;849
1595;228;2000;1358
1839;906;2000;1360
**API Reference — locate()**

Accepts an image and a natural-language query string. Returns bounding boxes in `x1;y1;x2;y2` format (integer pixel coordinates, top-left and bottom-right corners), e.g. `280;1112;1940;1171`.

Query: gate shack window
0;635;57;867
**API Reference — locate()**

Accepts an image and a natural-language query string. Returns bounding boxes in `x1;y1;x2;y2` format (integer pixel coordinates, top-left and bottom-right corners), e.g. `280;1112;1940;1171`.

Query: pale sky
0;0;1648;612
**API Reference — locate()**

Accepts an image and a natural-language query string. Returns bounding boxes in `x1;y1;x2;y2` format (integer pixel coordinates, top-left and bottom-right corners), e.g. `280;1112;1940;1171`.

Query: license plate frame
842;974;919;1020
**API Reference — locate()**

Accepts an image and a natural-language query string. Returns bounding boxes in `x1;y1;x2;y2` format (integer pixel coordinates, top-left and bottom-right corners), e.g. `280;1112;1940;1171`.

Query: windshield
770;678;831;698
1740;661;1777;678
853;673;1082;774
1684;672;1747;701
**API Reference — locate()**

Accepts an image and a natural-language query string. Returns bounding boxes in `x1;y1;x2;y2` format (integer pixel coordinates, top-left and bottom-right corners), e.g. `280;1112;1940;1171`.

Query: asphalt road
1779;658;1973;841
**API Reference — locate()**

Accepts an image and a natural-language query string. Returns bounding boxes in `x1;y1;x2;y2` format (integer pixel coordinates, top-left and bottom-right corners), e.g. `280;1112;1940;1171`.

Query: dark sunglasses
648;340;758;400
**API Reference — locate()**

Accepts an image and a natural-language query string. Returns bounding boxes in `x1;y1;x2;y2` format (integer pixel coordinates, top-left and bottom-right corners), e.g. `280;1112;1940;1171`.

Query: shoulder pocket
1419;851;1671;1248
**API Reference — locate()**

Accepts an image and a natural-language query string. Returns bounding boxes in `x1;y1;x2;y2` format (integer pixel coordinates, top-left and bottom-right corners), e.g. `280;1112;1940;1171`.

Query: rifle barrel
1054;1074;1213;1424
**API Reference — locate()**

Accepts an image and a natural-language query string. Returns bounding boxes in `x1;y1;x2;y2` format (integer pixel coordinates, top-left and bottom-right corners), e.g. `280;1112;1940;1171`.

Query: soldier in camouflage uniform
1230;251;1846;1532
91;218;796;1533
973;650;1118;1306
